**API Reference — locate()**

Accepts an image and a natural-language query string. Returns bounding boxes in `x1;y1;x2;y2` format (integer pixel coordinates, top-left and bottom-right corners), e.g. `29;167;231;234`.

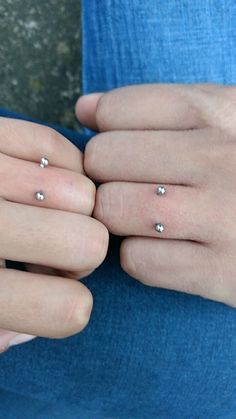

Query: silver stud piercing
35;191;45;201
36;158;47;200
155;187;165;232
39;157;49;168
156;185;166;196
155;223;164;233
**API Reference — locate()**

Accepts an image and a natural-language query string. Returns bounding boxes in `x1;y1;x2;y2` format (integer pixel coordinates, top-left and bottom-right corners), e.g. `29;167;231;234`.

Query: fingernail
76;92;104;109
0;333;35;354
82;92;104;98
8;334;36;347
0;345;8;354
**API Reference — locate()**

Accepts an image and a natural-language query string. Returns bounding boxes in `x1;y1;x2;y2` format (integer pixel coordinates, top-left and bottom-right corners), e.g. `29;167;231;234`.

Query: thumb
75;92;103;131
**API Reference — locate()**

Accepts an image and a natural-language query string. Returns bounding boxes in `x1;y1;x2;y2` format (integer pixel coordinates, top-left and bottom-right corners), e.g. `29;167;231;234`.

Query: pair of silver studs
35;157;49;201
155;185;166;233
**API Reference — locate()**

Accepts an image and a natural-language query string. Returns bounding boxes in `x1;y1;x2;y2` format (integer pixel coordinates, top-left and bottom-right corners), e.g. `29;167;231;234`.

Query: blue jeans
0;2;236;418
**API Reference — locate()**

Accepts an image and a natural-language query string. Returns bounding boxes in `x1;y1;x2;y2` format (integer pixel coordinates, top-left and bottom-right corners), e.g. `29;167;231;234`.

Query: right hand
0;118;109;353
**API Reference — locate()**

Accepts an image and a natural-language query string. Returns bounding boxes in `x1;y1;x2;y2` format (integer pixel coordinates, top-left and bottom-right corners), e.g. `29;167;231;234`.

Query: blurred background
0;0;81;129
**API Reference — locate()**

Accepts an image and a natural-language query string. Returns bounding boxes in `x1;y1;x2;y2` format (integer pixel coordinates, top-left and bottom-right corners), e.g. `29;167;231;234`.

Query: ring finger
94;182;215;243
0;201;108;272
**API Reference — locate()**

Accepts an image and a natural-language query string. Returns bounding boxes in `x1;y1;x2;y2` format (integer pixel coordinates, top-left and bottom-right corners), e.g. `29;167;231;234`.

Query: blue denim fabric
0;2;236;418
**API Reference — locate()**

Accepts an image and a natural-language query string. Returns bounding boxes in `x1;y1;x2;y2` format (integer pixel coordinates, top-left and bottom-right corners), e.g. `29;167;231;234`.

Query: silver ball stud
155;223;164;233
35;191;45;201
156;186;166;196
39;157;49;168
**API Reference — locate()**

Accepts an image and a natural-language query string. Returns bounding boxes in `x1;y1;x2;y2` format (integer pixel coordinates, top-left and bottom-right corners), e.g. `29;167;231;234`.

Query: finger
94;182;215;243
0;153;95;215
75;93;103;131
0;118;84;173
120;237;229;306
84;129;209;185
76;84;235;132
0;268;93;338
0;201;109;272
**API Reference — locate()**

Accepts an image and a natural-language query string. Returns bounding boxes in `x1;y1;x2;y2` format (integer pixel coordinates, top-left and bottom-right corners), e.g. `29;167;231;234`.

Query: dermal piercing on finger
155;187;165;232
35;191;45;201
36;158;47;200
155;223;164;233
156;185;166;195
39;157;49;168
35;158;47;201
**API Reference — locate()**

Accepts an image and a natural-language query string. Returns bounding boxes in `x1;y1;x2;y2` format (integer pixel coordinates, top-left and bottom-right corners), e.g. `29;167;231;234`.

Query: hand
76;84;236;307
0;118;108;353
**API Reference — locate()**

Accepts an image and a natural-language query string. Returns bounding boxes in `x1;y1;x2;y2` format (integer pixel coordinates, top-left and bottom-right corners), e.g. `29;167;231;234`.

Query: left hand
76;84;236;307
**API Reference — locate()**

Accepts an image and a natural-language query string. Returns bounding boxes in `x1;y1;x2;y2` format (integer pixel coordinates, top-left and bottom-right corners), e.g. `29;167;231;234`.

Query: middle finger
94;182;215;243
0;153;95;215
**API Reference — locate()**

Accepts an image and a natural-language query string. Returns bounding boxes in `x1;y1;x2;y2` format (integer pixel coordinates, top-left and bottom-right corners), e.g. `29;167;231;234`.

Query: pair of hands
1;83;236;352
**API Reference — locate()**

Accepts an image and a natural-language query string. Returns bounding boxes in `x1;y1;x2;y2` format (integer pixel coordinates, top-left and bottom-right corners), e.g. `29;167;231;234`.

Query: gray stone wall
0;0;81;129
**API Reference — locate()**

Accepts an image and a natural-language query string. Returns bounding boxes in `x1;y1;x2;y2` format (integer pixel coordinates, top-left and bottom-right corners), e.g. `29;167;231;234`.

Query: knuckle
120;239;138;278
96;93;112;131
63;216;108;272
93;183;113;228
94;183;124;234
84;136;98;177
84;132;111;179
197;86;236;133
54;285;93;338
82;176;96;215
197;128;234;178
210;136;236;172
218;103;236;133
90;220;109;268
187;85;231;129
93;184;107;221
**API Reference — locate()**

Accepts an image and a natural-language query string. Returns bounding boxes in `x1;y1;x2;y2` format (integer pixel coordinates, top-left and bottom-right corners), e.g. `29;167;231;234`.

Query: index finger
0;118;84;173
76;84;235;132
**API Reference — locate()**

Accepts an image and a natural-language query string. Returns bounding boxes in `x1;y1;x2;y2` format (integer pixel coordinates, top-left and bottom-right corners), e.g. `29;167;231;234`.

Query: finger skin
0;153;96;215
0;201;109;272
0;269;93;338
75;93;103;132
77;84;204;131
120;237;236;307
84;129;210;185
93;182;217;243
0;118;84;173
76;84;236;132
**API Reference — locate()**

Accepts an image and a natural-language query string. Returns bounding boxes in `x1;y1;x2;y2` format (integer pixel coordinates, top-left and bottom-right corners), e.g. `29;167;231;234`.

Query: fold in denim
0;2;236;418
